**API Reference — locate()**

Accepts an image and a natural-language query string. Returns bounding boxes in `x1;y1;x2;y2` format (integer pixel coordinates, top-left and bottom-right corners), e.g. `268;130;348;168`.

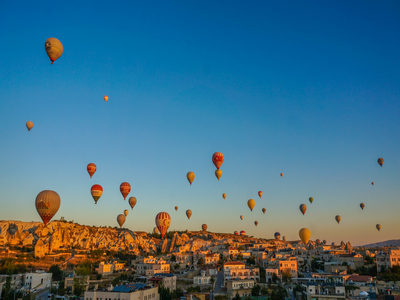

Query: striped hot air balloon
155;212;171;238
35;190;60;225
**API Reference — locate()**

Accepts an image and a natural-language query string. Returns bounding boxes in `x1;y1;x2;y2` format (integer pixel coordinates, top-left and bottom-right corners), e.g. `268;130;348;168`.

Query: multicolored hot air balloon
299;204;307;215
299;228;311;244
234;231;239;236
222;193;227;200
174;206;178;211
360;203;365;210
240;230;246;236
258;191;263;198
45;38;63;64
26;121;34;131
124;209;129;216
274;232;281;240
104;95;108;102
202;224;208;231
87;163;96;178
309;197;314;204
248;199;255;211
377;157;384;167
155;212;171;238
376;224;382;231
117;214;125;228
187;171;195;185
215;169;222;181
35;190;60;225
212;152;224;169
186;209;192;220
91;184;103;204
335;215;341;224
120;182;131;200
262;208;266;214
128;197;137;209
240;215;244;220
254;221;258;226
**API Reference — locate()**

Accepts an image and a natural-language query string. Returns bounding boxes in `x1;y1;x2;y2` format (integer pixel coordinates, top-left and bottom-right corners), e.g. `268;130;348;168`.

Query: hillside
362;239;400;248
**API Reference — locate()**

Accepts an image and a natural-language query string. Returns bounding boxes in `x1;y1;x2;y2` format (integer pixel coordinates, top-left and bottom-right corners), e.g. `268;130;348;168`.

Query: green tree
197;257;205;266
246;257;256;265
233;292;241;300
271;286;287;300
251;284;261;296
281;270;292;283
49;265;63;281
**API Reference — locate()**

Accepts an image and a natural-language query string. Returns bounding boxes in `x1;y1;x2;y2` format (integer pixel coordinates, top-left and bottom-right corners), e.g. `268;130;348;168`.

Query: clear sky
0;1;399;245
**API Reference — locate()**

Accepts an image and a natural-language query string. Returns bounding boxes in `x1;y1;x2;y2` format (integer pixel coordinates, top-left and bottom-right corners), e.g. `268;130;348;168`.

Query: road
213;271;225;294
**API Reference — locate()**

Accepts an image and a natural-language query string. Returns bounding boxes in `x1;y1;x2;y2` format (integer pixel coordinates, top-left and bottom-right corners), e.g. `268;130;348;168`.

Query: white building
85;284;158;300
23;271;52;292
193;271;211;285
226;279;255;299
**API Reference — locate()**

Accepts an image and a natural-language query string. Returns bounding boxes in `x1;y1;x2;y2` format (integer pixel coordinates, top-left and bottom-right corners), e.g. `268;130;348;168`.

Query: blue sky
0;1;399;245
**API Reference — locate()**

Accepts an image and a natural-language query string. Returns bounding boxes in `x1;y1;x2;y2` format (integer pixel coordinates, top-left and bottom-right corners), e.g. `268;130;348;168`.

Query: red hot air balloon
377;158;384;167
120;182;131;200
212;152;224;169
258;191;263;198
240;230;246;236
299;204;307;215
234;231;239;235
155;212;171;238
87;163;96;178
35;190;61;225
91;184;103;204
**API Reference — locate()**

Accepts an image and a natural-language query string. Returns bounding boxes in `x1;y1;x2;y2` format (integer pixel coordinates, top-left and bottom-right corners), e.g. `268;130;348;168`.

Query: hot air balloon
155;212;171;238
87;163;96;178
240;230;246;236
117;214;125;228
124;209;129;216
234;231;239;236
376;224;382;231
35;190;60;225
120;182;131;200
186;209;192;220
45;38;63;64
299;228;311;244
377;158;384;167
187;171;195;185
212;152;224;169
222;193;227;200
280;172;284;177
248;199;255;211
282;236;286;242
262;208;266;214
335;215;341;224
128;197;137;209
174;206;178;211
360;203;365;210
104;96;108;102
371;181;374;186
26;121;34;131
258;191;263;198
215;169;222;181
153;227;159;234
90;184;103;204
254;221;258;226
202;224;208;231
274;232;281;240
309;197;314;204
240;215;244;220
299;204;307;215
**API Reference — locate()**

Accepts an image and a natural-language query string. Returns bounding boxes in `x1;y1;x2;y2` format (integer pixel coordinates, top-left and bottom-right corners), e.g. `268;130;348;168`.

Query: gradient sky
0;1;399;245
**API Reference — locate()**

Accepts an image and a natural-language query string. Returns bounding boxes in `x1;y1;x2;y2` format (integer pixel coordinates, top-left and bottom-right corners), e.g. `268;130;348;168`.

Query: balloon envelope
335;215;341;224
240;215;244;220
280;172;284;177
262;208;266;214
186;209;192;220
91;184;103;204
254;221;258;226
215;169;222;181
155;212;171;238
104;95;108;102
299;228;311;244
212;152;224;169
248;199;255;211
240;230;246;236
26;121;34;131
45;38;63;64
120;182;131;200
202;224;207;231
376;224;382;231
222;193;227;200
117;214;126;227
187;171;195;185
124;209;129;216
35;190;61;225
258;191;263;198
360;203;365;210
299;204;307;215
377;158;384;167
87;163;96;178
274;232;281;240
174;206;178;211
128;197;137;209
309;197;314;204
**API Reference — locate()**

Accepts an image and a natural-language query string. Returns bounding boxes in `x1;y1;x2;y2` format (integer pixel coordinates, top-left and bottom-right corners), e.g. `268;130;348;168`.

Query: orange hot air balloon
187;171;195;185
174;206;178;211
360;203;365;210
222;193;227;200
299;204;307;215
377;157;384;167
262;208;266;214
258;191;263;198
155;212;171;238
299;228;311;244
45;38;63;64
254;221;258;226
212;152;224;169
186;209;192;220
215;169;222;181
309;197;314;204
240;230;246;236
335;215;341;224
376;224;382;231
248;199;255;211
128;197;137;209
104;95;108;102
35;190;61;225
124;209;129;216
87;163;96;178
280;172;284;177
26;121;34;131
117;214;126;228
240;215;244;220
120;182;131;200
91;184;103;204
202;224;208;231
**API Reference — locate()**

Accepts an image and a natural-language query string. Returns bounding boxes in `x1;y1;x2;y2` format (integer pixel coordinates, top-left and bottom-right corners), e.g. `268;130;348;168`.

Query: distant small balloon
371;181;374;186
280;172;284;177
377;157;384;167
299;228;311;244
360;203;365;210
212;152;224;169
299;204;307;215
117;214;126;228
248;199;255;211
128;197;137;209
104;95;108;102
174;206;178;211
376;224;382;231
258;191;263;198
215;169;222;181
222;193;227;200
202;224;208;231
186;209;192;220
335;215;341;224
124;209;129;217
240;215;244;220
254;221;258;226
187;171;195;185
155;212;171;238
45;38;63;64
120;182;131;200
91;184;103;204
26;121;34;131
87;163;96;178
240;230;246;236
262;208;266;214
274;232;281;240
309;197;314;204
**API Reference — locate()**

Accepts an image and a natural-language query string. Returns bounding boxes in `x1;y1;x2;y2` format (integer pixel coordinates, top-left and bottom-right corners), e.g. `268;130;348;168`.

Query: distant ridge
362;239;400;248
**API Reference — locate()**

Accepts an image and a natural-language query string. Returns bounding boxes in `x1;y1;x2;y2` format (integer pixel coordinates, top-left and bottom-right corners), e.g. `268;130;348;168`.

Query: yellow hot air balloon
124;209;129;217
335;215;341;224
186;209;192;220
309;197;314;204
104;95;109;102
117;214;126;228
240;215;244;220
215;169;222;181
222;193;227;200
26;121;34;131
187;171;195;185
247;199;255;211
299;228;311;244
128;197;137;209
174;206;178;211
376;224;382;231
45;38;63;64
